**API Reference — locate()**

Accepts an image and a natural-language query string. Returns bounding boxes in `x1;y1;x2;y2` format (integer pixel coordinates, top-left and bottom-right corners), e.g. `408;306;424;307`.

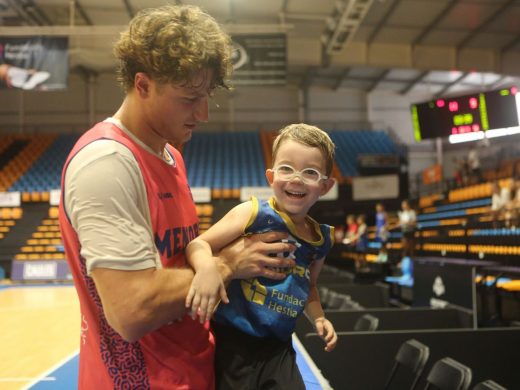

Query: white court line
21;349;79;390
0;377;55;382
292;334;333;390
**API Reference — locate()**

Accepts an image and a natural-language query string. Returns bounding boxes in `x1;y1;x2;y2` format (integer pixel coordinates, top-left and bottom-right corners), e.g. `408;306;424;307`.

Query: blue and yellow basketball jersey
213;197;334;341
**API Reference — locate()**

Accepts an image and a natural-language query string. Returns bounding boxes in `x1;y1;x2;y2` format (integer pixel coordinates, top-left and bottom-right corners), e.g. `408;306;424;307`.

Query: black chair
353;313;379;331
384;339;430;390
318;286;330;307
473;380;507;390
424;357;472;390
338;296;363;310
326;291;354;309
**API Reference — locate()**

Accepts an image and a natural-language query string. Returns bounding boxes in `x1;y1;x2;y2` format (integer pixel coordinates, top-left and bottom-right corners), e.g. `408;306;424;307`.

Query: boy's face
266;139;334;221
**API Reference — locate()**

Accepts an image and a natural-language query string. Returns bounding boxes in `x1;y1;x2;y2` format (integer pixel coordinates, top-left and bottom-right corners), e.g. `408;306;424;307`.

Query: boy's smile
266;139;334;224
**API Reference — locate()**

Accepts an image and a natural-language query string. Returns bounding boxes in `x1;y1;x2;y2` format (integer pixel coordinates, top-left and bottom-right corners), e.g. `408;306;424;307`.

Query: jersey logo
241;278;267;305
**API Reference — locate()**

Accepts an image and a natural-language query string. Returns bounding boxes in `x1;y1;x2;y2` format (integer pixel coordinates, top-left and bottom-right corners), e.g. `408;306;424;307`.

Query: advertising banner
0;36;68;90
352;174;399;200
231;34;286;85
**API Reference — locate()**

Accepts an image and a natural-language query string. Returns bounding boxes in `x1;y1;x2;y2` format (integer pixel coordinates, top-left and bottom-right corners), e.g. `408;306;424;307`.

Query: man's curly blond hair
114;4;233;92
272;124;336;176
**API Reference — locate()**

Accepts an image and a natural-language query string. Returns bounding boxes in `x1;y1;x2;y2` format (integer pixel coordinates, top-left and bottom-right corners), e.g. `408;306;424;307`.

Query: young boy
186;123;338;389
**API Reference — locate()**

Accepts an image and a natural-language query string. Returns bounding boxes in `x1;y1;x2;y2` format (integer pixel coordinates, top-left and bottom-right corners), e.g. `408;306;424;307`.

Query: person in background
374;202;389;263
59;5;294;389
467;144;481;184
185;123;338;389
452;156;468;188
491;180;511;228
342;214;358;245
352;214;368;271
504;179;520;229
397;199;417;261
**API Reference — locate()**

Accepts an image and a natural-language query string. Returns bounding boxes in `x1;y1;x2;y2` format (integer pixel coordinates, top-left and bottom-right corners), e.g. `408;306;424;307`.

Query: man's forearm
92;266;195;342
216;258;234;286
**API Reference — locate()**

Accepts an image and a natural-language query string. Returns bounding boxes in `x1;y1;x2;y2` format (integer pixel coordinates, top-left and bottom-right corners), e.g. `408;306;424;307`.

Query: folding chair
384;339;430;390
424;357;472;390
353;313;379;331
473;380;507;390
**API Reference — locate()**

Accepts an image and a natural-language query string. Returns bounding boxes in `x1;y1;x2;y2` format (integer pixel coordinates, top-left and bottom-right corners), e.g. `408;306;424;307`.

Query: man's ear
320;178;336;196
134;72;151;98
265;169;274;185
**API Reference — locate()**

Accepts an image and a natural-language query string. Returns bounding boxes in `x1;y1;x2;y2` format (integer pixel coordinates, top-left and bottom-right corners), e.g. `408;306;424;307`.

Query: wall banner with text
0;36;68;91
231;34;286;85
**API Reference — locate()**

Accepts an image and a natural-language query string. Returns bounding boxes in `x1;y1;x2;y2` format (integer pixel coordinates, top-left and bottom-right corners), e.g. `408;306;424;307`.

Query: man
59;5;294;389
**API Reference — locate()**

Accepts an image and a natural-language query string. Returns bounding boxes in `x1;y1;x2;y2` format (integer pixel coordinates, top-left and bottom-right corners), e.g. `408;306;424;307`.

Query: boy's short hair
272;123;336;176
114;4;232;92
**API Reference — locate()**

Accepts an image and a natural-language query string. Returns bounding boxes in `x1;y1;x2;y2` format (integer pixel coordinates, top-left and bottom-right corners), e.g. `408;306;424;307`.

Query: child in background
398;199;417;261
352;214;368;271
375;202;389;263
342;214;358;245
186;123;338;389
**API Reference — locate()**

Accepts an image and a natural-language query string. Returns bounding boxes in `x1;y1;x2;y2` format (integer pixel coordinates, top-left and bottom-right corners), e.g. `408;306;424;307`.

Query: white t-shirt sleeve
64;140;160;275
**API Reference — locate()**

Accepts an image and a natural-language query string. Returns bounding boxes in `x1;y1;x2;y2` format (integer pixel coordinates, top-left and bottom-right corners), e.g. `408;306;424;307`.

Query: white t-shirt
398;209;416;232
64;118;172;274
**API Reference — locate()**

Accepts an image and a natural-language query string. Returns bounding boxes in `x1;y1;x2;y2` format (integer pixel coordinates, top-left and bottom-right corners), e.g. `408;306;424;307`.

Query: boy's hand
185;264;229;323
314;317;337;352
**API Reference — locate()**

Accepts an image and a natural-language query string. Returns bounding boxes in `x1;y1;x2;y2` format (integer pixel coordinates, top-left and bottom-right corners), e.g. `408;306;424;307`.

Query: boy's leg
212;321;305;390
213;321;256;390
256;339;306;390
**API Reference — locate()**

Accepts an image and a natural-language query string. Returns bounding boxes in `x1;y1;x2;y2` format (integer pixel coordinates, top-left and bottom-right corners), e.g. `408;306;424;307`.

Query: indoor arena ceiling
0;0;519;97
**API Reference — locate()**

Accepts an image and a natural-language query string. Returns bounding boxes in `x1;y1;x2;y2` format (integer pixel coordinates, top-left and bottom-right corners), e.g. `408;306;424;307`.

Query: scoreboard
411;87;519;141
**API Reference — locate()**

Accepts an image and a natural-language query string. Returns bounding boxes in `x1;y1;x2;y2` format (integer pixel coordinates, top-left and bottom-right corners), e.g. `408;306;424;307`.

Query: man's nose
194;97;209;123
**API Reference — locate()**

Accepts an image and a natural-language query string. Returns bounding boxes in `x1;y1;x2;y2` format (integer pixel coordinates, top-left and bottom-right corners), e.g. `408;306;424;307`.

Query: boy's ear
265;169;274;185
320;178;336;196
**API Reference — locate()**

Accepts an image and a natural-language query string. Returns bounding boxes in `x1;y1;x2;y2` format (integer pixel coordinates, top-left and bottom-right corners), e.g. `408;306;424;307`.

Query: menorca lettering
155;223;199;258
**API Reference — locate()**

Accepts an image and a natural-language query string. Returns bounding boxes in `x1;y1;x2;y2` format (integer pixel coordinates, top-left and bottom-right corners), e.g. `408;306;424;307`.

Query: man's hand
217;231;296;283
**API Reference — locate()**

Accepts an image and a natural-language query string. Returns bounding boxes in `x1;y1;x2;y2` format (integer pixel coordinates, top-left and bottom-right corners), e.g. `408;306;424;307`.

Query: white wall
0;71;450;187
0;72;373;134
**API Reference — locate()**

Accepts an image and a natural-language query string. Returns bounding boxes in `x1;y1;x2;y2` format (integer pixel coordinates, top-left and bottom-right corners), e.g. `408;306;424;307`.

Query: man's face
143;70;213;146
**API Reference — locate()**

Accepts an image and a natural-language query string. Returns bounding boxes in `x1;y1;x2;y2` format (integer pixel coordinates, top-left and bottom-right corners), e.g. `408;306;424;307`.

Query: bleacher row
0;130;399;199
330;177;520;266
0;207;22;240
5;204;215;263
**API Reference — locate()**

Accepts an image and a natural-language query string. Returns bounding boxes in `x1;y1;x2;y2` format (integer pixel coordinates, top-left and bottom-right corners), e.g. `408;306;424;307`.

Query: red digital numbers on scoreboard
448;101;459;112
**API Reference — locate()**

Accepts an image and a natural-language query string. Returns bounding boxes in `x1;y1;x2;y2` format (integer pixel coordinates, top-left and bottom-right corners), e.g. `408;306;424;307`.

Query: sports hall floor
0;283;330;390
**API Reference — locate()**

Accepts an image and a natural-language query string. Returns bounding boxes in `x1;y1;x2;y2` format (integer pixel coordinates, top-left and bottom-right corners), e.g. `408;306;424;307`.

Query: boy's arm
304;258;326;322
187;201;254;269
304;257;338;352
185;201;254;321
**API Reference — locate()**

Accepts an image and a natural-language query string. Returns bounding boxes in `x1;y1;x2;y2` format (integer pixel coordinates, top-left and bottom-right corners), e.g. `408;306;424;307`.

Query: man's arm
92;231;296;342
185;202;255;320
91;266;194;342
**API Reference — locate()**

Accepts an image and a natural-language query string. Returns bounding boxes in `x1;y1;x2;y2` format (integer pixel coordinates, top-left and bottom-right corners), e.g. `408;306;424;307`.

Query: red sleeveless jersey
59;121;214;389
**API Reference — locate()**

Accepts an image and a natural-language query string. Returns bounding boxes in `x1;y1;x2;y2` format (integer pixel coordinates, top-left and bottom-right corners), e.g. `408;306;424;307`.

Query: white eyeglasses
271;164;328;184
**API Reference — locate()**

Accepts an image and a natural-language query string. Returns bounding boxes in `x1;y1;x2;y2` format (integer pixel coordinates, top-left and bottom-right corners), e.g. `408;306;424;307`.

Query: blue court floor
26;337;332;389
